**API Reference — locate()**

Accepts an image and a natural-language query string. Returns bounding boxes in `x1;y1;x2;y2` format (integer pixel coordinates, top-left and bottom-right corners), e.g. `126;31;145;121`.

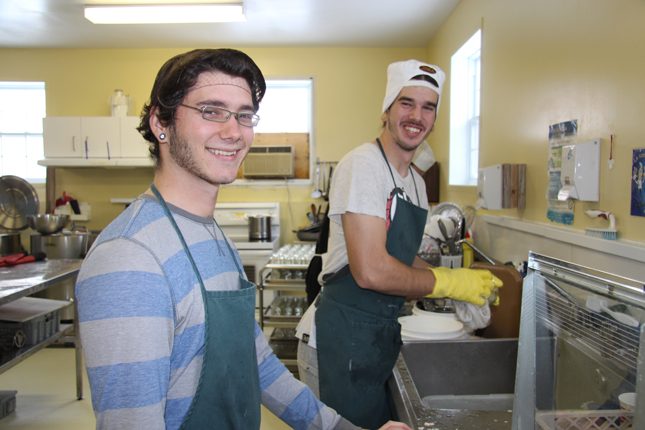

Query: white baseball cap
382;59;446;115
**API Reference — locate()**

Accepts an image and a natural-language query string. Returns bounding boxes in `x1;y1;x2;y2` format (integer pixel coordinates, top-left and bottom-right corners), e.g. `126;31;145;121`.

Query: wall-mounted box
558;138;601;202
477;164;526;210
477;165;503;210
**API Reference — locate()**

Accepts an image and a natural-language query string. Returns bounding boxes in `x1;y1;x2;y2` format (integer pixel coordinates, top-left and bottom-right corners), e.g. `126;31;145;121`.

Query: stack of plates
398;315;465;341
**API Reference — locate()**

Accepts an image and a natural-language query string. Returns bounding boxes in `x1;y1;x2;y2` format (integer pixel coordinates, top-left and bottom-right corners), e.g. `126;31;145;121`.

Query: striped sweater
76;195;357;430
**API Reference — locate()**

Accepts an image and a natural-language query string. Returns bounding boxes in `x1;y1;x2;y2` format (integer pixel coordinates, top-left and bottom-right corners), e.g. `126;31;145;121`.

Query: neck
148;164;219;217
375;132;415;177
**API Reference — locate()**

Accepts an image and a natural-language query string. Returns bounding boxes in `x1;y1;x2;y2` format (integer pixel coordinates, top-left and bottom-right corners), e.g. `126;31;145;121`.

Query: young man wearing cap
296;60;502;429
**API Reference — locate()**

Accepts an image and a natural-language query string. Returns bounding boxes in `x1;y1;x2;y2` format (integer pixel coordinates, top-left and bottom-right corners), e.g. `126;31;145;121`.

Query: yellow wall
4;0;645;246
426;0;645;243
0;47;424;244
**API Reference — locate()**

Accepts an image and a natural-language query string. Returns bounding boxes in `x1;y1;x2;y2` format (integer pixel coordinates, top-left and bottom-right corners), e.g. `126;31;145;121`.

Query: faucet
454;239;496;265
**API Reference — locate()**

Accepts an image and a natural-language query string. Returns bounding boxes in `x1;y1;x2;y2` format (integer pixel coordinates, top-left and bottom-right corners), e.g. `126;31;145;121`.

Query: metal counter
0;258;84;399
0;259;83;305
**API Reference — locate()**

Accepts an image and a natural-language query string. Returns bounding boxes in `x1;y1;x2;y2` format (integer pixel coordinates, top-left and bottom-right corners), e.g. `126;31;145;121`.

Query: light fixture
84;3;246;24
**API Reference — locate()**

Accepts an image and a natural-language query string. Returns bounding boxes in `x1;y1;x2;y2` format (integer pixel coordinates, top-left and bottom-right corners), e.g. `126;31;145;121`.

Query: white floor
0;347;291;429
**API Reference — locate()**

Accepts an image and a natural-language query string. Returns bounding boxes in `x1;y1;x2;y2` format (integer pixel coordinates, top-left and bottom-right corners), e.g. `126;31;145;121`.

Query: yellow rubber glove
427;267;503;307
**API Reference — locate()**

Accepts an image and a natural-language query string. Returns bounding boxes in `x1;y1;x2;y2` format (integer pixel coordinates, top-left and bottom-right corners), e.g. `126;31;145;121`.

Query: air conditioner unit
243;145;294;178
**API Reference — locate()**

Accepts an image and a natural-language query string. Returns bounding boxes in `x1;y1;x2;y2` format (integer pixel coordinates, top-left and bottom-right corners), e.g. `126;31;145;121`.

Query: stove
214;202;281;307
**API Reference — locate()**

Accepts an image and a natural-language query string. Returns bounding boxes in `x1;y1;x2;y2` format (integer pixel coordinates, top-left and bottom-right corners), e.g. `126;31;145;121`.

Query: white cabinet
41;116;152;167
44;117;120;159
119;116;150;158
82;117;121;159
42;117;82;158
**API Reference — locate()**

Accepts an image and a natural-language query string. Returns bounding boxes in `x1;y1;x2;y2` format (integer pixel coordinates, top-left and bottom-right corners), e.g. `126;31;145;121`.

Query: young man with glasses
76;48;410;430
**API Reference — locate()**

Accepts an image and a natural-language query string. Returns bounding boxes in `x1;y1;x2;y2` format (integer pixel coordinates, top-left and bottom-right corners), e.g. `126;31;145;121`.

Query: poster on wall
631;148;645;217
547;120;577;225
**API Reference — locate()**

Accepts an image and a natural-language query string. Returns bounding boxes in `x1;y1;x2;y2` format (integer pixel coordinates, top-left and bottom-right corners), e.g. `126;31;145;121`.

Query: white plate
398;315;464;339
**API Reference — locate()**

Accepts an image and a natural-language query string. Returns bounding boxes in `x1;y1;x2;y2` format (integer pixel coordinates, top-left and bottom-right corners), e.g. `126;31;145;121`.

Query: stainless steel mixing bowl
27;214;70;235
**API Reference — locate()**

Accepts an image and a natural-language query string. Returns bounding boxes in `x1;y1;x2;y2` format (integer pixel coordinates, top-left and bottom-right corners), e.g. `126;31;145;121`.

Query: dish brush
584;210;617;240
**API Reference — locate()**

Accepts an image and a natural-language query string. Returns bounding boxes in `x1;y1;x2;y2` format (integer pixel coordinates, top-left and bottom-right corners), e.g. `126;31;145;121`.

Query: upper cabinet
119;116;150;158
39;116;152;167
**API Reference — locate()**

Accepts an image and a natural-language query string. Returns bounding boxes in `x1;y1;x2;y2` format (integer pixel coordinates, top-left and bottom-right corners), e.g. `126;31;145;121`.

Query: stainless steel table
0;259;83;399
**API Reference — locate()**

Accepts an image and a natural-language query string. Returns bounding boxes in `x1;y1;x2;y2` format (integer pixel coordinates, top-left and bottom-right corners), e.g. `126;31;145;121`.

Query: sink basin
389;338;518;429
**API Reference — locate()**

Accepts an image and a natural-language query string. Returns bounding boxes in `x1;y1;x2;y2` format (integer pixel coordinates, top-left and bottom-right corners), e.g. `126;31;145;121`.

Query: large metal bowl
27;214;70;235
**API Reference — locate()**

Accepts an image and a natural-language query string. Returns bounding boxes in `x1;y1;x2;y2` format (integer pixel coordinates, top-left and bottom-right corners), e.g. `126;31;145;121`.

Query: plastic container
441;254;462;269
0;391;17;420
462;233;474;268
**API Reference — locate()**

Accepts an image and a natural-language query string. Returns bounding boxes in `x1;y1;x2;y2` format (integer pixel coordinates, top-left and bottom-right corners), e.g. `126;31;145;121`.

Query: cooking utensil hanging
324;165;333;201
311;162;322;199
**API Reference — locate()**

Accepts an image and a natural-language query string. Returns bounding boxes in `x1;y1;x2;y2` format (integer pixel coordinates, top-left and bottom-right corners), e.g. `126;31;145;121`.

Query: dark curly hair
137;49;266;166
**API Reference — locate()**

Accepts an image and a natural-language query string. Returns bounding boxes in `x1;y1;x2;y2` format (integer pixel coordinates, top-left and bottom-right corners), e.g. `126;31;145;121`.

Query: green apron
315;140;428;429
150;184;261;430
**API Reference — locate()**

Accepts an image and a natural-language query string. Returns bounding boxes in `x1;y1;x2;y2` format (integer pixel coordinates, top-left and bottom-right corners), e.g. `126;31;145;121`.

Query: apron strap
212;218;246;279
150;184;207;293
375;138;422;206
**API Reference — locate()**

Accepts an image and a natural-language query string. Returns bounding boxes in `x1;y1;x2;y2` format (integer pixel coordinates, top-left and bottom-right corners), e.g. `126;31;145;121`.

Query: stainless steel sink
389;338;518;429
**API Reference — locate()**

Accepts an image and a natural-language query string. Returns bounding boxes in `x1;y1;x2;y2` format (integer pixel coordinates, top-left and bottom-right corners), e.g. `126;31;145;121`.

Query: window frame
449;30;481;187
226;75;316;188
0;81;47;183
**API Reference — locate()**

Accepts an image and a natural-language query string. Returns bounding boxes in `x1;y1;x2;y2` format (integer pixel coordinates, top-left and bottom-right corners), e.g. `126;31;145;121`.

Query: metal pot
248;215;271;242
30;232;89;259
0;232;22;257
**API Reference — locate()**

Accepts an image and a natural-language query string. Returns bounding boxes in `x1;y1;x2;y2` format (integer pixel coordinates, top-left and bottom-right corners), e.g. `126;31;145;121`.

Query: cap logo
419;65;436;74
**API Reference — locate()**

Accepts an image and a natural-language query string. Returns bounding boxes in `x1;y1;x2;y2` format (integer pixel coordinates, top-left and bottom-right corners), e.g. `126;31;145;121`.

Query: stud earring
380;113;388;121
159;133;166;140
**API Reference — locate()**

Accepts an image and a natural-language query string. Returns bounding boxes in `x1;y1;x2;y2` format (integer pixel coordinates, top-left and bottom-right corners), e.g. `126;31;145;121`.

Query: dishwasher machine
513;252;645;430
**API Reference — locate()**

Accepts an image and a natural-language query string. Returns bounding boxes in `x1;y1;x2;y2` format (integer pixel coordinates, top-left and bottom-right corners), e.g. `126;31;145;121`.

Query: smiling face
160;71;256;188
384;85;439;153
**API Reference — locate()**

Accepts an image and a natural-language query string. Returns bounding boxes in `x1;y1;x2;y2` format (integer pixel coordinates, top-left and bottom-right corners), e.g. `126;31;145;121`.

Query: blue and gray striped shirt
76;195;356;430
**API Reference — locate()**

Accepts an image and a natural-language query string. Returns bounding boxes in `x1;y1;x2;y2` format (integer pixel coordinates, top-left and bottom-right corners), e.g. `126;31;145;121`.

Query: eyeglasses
180;104;260;127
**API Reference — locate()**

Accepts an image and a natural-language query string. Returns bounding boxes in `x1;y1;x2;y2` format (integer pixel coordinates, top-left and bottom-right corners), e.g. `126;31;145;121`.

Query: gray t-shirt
321;142;430;280
296;142;430;347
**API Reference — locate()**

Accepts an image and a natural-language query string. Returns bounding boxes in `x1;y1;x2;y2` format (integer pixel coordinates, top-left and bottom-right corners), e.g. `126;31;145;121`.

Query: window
255;79;311;134
0;82;47;182
231;77;314;185
449;30;481;186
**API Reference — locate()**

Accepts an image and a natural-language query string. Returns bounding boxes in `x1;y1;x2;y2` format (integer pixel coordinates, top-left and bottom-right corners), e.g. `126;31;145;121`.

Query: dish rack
513;252;645;430
535;410;633;430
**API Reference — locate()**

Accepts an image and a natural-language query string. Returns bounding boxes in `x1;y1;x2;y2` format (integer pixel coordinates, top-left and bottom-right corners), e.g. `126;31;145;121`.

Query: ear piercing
159;133;166;140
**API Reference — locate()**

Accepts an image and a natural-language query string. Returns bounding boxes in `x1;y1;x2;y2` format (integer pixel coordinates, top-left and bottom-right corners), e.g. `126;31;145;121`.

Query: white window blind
0;82;47;182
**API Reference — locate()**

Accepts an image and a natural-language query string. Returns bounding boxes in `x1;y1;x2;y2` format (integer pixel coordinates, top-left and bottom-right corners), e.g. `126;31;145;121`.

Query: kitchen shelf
0;259;83;400
0;322;73;374
258;257;312;375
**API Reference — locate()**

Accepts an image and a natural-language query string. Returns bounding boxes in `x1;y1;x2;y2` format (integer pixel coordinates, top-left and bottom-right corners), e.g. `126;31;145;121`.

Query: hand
427;267;503;307
372;421;413;430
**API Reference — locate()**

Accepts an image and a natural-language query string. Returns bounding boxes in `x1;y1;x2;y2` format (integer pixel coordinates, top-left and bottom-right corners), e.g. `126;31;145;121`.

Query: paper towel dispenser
558;138;601;201
477;165;503;210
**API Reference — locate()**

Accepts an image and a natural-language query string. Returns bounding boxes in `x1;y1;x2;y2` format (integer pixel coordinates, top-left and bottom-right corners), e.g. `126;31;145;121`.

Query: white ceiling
0;0;461;49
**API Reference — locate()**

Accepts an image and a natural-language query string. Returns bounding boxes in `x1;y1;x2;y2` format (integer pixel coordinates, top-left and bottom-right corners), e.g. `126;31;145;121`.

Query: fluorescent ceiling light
84;4;246;24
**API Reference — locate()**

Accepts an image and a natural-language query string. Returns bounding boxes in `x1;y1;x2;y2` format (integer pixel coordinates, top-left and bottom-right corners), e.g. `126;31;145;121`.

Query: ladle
311;163;322;198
